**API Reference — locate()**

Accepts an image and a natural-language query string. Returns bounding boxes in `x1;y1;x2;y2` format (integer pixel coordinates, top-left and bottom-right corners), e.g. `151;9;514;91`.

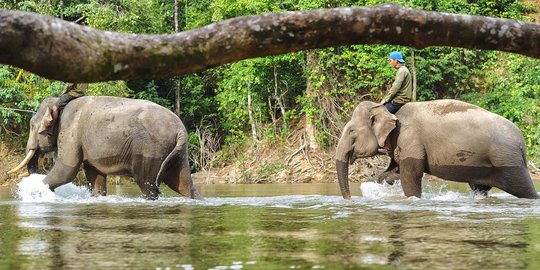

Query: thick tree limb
0;4;539;82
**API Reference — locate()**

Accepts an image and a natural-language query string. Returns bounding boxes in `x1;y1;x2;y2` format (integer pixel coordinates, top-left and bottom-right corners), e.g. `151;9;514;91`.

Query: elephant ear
370;104;397;147
37;108;53;134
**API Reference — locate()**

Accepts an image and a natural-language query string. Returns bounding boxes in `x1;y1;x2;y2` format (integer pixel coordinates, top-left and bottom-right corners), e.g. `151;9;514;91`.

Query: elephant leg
382;171;401;185
133;157;161;200
399;157;425;198
163;147;202;199
43;160;80;190
163;155;200;199
469;183;491;197
83;164;107;196
374;159;399;184
494;166;539;199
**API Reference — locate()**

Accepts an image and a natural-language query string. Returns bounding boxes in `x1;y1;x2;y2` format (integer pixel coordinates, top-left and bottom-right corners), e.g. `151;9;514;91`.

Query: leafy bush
463;54;540;160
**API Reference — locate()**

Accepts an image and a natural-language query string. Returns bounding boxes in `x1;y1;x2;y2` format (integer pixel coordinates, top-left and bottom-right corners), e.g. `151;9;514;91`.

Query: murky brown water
1;175;540;269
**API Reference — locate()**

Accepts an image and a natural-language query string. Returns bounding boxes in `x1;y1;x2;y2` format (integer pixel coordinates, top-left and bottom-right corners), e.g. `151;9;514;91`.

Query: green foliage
0;66;62;141
132;80;172;109
179;73;219;128
86;81;132;97
216;60;266;137
80;0;173;33
2;0;539;165
216;55;304;138
257;162;288;182
211;0;282;21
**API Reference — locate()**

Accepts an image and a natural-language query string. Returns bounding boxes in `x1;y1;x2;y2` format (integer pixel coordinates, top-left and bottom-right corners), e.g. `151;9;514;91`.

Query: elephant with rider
336;99;538;199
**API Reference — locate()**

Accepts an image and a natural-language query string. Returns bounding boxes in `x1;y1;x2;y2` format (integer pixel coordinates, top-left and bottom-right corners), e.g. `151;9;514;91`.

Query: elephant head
336;101;397;199
9;97;58;175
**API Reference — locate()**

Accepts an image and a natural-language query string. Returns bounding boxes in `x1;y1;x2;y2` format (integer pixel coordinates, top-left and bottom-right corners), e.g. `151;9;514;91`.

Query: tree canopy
1;4;539;82
1;0;539;172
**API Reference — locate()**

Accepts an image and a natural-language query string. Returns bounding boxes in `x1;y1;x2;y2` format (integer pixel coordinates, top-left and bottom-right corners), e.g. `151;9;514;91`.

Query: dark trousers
56;94;79;110
384;102;404;114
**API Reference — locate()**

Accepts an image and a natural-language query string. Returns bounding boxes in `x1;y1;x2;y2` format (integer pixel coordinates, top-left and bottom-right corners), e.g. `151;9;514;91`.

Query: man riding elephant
380;51;413;114
39;83;88;135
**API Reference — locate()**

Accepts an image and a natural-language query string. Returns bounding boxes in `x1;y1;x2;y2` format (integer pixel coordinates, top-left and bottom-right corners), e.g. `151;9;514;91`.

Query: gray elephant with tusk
336;99;539;199
9;96;201;200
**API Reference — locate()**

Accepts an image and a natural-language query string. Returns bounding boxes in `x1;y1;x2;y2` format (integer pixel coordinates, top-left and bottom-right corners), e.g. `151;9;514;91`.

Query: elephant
336;99;539;199
9;96;201;200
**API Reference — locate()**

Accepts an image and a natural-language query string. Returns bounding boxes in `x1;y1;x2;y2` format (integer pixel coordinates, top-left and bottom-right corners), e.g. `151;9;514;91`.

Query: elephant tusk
8;149;36;174
18;171;30;178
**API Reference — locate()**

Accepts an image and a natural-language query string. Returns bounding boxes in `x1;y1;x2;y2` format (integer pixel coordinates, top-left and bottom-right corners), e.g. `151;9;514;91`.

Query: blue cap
389;51;405;63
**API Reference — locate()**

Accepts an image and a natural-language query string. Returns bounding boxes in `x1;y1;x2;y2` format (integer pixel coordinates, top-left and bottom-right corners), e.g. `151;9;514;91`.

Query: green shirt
63;83;88;98
383;64;412;105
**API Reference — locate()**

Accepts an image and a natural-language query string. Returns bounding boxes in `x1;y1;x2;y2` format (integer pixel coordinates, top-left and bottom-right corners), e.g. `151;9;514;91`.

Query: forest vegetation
1;0;539;185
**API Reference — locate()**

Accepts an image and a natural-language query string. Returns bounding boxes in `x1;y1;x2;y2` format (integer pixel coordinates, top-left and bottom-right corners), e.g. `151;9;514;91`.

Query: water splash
12;174;540;221
360;180;470;202
360;181;404;199
15;174;91;202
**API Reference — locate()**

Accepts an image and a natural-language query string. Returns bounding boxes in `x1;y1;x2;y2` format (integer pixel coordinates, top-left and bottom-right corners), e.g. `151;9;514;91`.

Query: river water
1;174;540;269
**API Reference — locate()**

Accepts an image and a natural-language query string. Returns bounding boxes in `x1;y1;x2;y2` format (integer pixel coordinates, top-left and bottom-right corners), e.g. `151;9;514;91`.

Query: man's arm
382;68;406;103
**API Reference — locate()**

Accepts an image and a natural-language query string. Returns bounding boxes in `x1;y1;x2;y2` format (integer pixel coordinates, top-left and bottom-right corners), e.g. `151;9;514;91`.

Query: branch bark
1;4;539;82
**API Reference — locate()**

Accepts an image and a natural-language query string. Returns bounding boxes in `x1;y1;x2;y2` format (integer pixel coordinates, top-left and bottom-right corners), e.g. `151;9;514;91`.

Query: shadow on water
0;175;540;269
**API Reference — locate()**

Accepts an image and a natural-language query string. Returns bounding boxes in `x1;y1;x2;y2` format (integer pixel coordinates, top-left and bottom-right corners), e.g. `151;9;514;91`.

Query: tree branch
1;4;538;82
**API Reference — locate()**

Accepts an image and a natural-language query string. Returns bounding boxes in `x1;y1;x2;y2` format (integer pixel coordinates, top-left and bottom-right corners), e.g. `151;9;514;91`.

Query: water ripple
13;174;540;221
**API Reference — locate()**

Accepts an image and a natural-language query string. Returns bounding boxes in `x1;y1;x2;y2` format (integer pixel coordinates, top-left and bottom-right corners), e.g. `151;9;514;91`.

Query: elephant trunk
336;159;351;199
8;149;36;174
336;134;353;199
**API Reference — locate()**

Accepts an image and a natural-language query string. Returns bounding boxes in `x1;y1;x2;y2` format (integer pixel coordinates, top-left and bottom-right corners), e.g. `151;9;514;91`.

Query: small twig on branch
0;106;36;114
74;16;85;24
1;123;19;136
285;143;307;165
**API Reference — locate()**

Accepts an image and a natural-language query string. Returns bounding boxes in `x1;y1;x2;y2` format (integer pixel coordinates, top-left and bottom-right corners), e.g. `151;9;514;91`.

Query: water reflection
1;178;540;269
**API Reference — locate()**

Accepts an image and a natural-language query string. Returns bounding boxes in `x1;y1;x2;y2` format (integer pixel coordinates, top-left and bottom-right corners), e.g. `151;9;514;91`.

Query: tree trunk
174;0;179;33
174;0;181;116
273;65;287;130
1;4;539;82
59;1;63;20
175;79;181;116
305;51;319;150
410;51;417;101
247;88;258;142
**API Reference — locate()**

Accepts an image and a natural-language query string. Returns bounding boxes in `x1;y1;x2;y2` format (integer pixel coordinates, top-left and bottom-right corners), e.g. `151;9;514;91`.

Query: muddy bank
1;141;390;186
0;144;23;186
3;142;539;188
191;142;390;185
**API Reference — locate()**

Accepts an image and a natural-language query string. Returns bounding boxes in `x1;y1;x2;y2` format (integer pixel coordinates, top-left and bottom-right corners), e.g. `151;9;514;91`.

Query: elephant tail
520;144;528;166
156;133;186;185
155;132;200;199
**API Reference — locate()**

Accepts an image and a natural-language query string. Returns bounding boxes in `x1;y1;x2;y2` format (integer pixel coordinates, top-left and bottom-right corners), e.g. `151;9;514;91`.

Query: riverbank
0;140;389;186
3;141;540;188
189;138;390;184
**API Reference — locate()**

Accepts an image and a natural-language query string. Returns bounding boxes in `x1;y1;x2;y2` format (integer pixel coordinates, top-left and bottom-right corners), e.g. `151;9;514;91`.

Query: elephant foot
91;190;107;197
469;183;491;198
142;193;159;200
377;147;393;155
141;186;161;200
370;171;399;185
191;188;203;200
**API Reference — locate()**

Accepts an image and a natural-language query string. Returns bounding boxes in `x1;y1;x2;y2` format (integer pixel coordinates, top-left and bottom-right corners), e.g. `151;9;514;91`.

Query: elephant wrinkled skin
11;96;201;200
336;99;538;199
